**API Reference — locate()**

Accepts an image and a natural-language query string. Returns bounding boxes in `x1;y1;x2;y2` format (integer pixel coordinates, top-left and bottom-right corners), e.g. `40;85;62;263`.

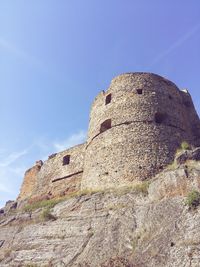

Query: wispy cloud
0;149;29;207
0;183;12;194
0;150;28;167
150;22;200;67
53;130;87;152
0;37;72;86
0;37;46;71
31;130;87;161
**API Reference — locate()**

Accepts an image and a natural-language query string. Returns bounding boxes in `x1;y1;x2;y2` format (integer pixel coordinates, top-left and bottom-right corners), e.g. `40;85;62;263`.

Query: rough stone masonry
18;72;200;203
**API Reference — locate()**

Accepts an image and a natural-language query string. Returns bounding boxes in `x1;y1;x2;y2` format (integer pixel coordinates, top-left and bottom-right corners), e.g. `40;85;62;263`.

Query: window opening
136;89;143;95
100;119;112;133
105;94;112;105
63;155;70;165
155;112;167;124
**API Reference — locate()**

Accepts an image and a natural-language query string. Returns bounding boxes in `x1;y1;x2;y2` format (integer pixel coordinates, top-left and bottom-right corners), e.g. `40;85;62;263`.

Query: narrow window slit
105;94;112;105
170;242;175;247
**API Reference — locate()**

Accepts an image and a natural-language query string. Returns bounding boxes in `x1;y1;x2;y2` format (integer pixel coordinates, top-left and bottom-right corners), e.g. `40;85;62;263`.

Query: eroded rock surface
1;160;200;266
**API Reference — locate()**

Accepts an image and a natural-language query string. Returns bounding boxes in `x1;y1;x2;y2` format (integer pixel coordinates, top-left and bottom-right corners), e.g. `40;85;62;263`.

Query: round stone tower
81;73;200;190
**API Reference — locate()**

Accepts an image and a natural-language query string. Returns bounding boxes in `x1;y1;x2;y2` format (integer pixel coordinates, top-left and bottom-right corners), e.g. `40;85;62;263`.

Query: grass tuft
185;190;200;209
23;189;102;213
181;141;191;150
23;181;151;215
41;207;57;221
24;198;63;213
176;141;191;155
133;181;150;195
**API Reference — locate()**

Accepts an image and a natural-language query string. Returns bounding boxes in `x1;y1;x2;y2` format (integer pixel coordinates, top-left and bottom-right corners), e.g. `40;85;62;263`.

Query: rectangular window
63;155;70;165
136;89;143;95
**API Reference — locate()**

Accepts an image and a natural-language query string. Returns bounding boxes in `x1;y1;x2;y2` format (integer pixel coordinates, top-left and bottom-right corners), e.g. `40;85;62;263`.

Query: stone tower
17;72;200;202
81;73;200;190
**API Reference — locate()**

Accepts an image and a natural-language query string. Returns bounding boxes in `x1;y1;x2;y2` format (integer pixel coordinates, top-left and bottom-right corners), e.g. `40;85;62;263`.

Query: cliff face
1;149;200;267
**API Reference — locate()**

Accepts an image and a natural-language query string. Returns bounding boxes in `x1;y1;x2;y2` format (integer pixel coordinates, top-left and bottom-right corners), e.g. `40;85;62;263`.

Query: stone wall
180;89;200;147
18;143;86;202
18;162;42;201
81;73;200;190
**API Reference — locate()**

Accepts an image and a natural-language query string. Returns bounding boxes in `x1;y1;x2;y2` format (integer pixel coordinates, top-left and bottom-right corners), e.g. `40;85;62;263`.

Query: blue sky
0;0;200;207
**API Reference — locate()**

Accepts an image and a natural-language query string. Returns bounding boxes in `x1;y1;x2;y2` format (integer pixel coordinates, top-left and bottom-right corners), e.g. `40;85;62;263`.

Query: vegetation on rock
24;198;64;213
41;208;57;221
185;190;200;208
176;141;191;155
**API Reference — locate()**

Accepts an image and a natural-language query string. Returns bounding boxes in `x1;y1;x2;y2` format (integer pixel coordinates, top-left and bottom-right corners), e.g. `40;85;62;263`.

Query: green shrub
23;189;101;213
41;208;56;221
181;141;191;151
134;181;150;195
176;141;191;155
185;190;200;208
167;161;178;170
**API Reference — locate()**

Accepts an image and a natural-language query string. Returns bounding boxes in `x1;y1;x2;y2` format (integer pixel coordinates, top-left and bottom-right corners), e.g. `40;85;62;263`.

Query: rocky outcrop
176;147;200;165
0;153;200;267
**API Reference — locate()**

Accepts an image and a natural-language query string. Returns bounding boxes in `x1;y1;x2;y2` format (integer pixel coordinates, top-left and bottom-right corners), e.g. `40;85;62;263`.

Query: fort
18;72;200;202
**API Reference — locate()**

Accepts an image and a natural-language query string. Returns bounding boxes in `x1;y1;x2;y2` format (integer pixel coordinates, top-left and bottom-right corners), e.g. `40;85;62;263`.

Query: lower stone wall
29;172;82;203
51;172;82;197
18;143;85;203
